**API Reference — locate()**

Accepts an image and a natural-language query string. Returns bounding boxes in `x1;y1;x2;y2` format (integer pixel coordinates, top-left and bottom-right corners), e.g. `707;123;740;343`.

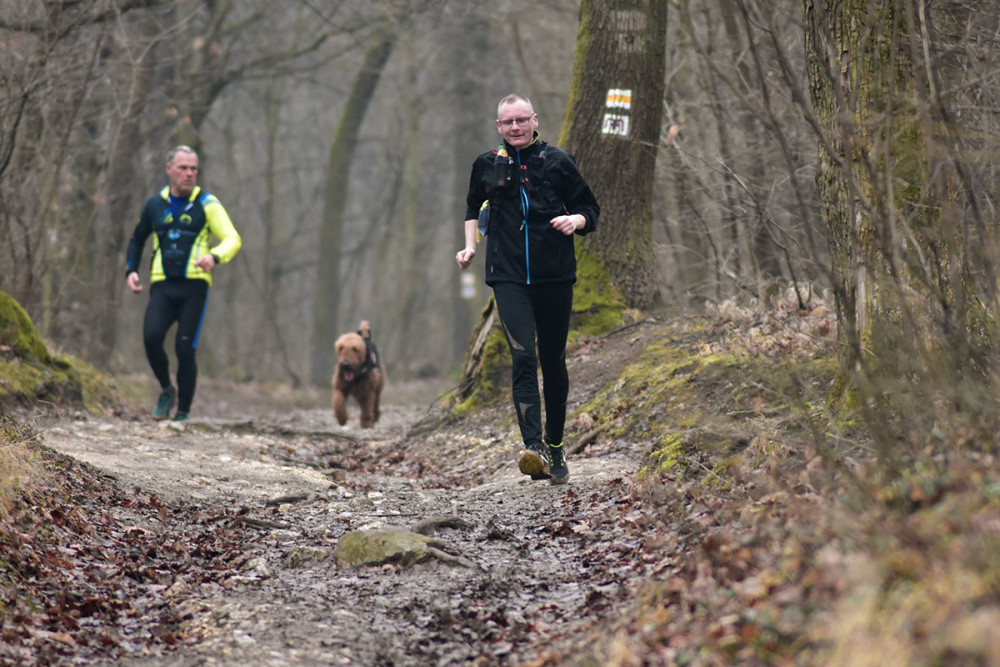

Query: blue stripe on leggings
191;291;209;349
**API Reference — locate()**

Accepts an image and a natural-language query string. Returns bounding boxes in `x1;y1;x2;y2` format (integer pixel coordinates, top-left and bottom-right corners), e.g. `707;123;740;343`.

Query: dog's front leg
359;392;376;428
333;388;349;426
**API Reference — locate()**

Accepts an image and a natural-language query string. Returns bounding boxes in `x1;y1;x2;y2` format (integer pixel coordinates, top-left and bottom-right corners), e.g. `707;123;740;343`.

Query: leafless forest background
1;0;998;391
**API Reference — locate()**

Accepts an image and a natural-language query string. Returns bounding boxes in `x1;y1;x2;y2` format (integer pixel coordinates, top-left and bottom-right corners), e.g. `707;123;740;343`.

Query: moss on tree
573;244;626;336
454;326;510;417
0;288;130;414
0;289;51;365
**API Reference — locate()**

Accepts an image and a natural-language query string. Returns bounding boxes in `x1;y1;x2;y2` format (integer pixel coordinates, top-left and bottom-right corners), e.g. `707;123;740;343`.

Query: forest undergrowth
1;288;999;666
555;292;1000;666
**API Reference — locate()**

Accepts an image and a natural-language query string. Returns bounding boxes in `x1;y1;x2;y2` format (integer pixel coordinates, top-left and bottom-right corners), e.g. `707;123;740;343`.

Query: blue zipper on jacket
517;151;531;284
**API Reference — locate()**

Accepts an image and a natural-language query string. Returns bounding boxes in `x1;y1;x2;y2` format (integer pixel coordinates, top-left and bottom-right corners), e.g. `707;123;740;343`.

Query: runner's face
496;101;537;150
167;153;199;197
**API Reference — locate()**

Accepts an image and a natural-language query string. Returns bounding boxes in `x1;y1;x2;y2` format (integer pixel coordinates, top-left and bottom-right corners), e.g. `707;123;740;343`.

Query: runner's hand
456;247;476;270
550;214;583;236
195;254;217;272
127;272;143;293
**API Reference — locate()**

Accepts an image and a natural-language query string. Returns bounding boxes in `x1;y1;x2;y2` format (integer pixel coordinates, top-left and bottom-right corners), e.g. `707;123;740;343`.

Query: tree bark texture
805;0;922;370
560;0;668;312
804;0;993;380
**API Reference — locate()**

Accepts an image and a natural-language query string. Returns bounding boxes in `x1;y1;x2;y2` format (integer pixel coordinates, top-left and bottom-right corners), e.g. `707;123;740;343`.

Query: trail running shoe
518;441;551;480
548;442;569;485
173;411;189;422
152;386;176;420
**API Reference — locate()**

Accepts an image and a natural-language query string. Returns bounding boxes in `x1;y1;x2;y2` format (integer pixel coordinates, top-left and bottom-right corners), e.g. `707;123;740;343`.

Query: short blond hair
497;94;533;117
166;145;198;165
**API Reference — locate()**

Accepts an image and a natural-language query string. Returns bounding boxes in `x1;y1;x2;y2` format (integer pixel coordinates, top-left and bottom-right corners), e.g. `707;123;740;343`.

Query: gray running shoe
152;386;176;420
518;441;551;480
548;442;569;485
173;411;189;422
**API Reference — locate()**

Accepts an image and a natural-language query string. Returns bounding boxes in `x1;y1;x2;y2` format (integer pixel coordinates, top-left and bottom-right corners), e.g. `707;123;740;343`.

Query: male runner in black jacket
457;93;600;485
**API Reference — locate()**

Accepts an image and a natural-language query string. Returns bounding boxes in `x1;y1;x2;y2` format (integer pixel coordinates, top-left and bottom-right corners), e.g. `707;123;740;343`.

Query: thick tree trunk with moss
805;1;996;415
309;32;395;387
805;0;926;372
559;0;668;320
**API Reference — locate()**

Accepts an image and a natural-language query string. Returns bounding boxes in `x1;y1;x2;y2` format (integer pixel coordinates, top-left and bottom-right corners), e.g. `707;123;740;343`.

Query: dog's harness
359;330;380;376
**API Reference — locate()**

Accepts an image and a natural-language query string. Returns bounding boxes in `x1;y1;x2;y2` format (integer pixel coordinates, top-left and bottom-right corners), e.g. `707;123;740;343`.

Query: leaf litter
3;298;998;666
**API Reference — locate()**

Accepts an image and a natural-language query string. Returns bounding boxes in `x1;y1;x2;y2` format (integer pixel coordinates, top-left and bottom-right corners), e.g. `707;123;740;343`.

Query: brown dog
332;321;385;428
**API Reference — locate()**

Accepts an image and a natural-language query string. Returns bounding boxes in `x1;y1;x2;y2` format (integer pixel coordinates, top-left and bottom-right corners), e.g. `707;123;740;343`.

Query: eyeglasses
498;115;534;129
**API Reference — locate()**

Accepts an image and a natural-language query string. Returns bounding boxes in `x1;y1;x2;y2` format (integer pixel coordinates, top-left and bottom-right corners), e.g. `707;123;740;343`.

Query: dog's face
334;332;368;383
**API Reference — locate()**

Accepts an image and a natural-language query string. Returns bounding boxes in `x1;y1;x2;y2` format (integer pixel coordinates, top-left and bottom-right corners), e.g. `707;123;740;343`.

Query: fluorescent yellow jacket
125;186;241;286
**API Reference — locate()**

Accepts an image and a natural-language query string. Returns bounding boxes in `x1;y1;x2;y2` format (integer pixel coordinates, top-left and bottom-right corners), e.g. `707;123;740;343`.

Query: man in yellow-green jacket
125;145;242;422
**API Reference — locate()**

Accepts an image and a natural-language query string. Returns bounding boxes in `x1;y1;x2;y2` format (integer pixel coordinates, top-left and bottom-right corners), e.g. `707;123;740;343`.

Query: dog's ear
358;320;371;339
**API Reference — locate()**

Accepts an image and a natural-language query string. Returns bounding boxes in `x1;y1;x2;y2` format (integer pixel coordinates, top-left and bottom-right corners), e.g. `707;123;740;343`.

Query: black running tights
492;281;573;447
143;280;209;413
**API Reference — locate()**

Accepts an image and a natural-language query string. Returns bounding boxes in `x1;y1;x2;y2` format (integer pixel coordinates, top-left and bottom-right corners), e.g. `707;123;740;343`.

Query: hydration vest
156;191;210;279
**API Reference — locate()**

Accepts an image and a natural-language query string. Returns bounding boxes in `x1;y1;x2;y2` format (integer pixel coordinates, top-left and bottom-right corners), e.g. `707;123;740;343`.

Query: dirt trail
39;379;641;666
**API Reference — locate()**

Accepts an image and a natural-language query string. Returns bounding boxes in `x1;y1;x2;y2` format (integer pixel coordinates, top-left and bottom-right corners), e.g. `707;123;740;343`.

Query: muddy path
38;376;644;667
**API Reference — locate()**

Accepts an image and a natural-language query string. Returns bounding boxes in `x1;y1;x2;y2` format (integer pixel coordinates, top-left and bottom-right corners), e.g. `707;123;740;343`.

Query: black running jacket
464;136;600;286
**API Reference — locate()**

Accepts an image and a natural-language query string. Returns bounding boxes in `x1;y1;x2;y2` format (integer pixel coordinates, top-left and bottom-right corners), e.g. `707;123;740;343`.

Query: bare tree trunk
717;0;785;293
560;0;668;316
38;32;106;339
449;11;492;369
694;3;743;284
251;76;301;386
395;51;427;376
90;20;158;368
310;31;395;386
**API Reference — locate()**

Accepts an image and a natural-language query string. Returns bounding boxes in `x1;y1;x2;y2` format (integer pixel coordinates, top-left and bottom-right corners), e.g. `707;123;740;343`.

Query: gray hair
497;94;533;116
166;145;198;165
